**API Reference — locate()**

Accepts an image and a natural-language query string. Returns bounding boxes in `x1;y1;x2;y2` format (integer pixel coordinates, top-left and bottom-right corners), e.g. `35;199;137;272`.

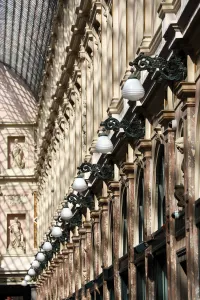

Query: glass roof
0;0;58;97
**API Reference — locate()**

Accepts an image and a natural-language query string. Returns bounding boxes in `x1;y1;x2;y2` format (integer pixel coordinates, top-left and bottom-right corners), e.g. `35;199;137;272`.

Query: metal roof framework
0;0;58;97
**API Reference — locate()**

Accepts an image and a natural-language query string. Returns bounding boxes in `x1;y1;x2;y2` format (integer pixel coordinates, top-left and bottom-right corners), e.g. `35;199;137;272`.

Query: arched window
138;169;144;243
121;187;128;255
156;144;165;228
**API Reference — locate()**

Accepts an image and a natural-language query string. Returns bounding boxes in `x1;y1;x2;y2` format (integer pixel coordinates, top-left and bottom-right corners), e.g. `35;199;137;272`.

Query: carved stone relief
1;195;28;206
7;214;26;254
8;137;25;169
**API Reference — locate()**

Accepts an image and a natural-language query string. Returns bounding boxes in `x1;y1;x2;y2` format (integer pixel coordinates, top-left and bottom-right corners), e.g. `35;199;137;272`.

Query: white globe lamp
60;207;73;221
32;260;40;269
21;280;28;286
36;252;45;262
122;74;145;101
96;132;113;154
28;268;36;276
42;241;52;252
51;225;62;238
25;275;31;282
72;174;88;192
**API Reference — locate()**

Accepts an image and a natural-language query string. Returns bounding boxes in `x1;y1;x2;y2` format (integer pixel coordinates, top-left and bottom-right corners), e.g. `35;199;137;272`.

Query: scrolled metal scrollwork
101;116;145;140
120;117;145;139
130;52;187;82
78;162;93;173
77;162;114;180
100;116;120;131
65;193;79;204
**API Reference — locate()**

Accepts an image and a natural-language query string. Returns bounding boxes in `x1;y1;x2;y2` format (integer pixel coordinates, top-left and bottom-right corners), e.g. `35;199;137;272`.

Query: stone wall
0;63;37;284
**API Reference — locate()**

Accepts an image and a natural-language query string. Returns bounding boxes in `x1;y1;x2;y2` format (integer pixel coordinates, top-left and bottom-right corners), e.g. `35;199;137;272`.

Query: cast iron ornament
101;116;145;140
78;162;114;180
130;52;187;82
65;192;94;210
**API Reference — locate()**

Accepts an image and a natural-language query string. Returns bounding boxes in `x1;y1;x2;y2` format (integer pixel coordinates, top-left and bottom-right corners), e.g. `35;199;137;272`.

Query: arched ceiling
0;0;58;97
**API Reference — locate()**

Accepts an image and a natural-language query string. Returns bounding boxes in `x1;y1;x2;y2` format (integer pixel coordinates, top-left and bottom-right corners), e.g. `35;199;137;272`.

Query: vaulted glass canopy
0;0;58;96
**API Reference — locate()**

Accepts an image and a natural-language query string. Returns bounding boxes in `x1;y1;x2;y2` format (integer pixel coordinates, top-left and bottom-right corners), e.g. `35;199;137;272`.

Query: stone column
84;219;92;300
79;226;87;300
108;181;121;300
122;162;137;299
62;248;69;298
67;242;75;296
99;196;109;300
57;253;65;300
73;229;81;300
91;210;101;279
175;80;197;300
138;139;153;300
158;111;177;299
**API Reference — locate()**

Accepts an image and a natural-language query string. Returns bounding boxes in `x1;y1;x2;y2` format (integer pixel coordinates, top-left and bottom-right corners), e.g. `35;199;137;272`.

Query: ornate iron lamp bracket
65;192;94;210
78;162;114;180
129;52;187;82
101;116;145;140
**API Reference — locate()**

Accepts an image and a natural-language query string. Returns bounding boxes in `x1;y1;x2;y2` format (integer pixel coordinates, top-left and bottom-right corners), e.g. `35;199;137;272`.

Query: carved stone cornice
174;81;196;100
158;0;181;20
107;97;124;115
157;110;175;127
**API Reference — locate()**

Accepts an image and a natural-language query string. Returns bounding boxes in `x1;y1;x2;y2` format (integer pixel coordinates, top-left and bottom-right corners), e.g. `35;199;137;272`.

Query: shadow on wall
0;63;37;124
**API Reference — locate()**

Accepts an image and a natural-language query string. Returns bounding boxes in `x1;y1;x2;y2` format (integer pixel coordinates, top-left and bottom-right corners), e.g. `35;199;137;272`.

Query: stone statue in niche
8;217;25;253
10;139;25;168
174;137;185;207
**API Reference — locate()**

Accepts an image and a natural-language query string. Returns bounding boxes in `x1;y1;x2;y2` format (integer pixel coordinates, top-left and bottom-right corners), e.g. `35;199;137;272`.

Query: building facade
1;0;200;299
34;0;200;299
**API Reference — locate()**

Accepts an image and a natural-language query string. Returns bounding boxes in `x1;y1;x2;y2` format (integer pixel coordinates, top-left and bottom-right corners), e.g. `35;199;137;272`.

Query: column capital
121;162;135;178
108;181;120;196
137;139;152;158
98;196;109;210
79;227;86;236
67;243;74;252
72;236;80;245
91;210;100;222
83;220;92;231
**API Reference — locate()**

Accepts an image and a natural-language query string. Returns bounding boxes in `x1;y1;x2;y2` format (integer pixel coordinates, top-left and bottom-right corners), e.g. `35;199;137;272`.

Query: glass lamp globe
96;133;113;154
36;252;45;262
60;207;73;221
42;241;52;252
51;226;62;238
21;280;28;286
25;275;31;282
32;260;40;269
28;268;36;276
72;175;88;192
122;74;145;101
